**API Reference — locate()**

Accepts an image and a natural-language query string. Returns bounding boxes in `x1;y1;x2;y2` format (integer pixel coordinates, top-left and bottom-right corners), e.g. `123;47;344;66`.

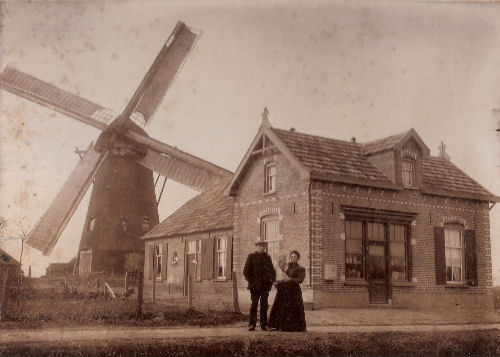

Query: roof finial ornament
261;107;271;128
438;141;450;160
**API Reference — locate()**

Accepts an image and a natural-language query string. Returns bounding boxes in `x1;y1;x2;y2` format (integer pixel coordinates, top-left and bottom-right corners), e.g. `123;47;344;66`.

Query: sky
0;0;499;281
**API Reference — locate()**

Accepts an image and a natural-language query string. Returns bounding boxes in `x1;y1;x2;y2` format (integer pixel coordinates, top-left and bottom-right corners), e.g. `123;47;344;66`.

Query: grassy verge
2;291;246;329
1;330;499;356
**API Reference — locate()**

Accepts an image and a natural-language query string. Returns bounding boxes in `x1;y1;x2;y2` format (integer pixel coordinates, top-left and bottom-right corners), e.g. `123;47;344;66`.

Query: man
243;241;276;331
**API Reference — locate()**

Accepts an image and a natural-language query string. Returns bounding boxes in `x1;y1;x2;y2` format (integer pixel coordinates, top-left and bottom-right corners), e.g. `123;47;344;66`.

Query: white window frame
444;227;464;283
261;215;281;269
264;162;277;194
402;160;414;188
215;236;227;279
155;243;163;280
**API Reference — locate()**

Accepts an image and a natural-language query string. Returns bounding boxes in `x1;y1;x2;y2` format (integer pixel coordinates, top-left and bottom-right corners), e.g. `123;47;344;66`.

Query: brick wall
233;148;312;304
310;180;493;309
143;229;235;311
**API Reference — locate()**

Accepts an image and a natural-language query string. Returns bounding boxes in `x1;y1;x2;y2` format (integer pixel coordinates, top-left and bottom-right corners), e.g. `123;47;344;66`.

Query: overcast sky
1;0;499;281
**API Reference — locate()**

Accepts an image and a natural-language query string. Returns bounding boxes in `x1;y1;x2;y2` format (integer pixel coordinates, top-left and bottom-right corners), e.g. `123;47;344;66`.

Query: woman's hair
290;250;300;259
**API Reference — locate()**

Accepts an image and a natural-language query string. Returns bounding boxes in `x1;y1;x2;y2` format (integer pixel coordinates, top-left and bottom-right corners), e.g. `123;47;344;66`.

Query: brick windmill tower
0;22;231;275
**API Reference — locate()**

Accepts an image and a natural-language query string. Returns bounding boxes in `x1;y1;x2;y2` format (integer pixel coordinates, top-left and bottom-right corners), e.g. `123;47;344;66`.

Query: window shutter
148;245;154;280
464;230;478;286
162;243;168;280
226;236;233;280
201;239;214;280
434;227;446;284
406;226;412;282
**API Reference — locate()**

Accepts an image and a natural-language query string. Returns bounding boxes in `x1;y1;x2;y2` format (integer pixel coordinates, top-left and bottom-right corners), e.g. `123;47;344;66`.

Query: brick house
141;183;236;310
143;116;498;309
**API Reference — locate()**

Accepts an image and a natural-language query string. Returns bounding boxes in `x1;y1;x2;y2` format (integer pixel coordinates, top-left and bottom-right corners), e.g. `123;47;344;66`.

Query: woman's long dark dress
268;262;306;332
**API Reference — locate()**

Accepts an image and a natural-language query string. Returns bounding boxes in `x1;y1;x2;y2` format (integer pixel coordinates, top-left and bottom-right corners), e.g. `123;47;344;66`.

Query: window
155;243;163;280
187;239;201;280
345;220;363;279
445;228;463;283
402;160;414;187
390;224;407;281
434;226;477;286
88;217;95;231
261;215;280;268
344;219;411;282
264;163;277;193
215;237;227;278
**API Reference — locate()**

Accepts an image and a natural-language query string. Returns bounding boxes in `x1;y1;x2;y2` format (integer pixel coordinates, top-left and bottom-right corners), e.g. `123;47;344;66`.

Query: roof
271;128;393;184
142;180;234;239
265;125;496;201
360;130;409;155
0;248;21;266
422;156;497;201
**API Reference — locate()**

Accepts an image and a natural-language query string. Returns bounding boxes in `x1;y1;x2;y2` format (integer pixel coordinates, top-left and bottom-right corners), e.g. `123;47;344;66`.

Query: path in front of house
1;308;500;344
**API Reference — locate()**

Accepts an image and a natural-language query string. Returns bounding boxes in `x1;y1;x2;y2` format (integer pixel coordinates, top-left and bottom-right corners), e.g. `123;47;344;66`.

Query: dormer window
264;162;277;193
402;160;414;188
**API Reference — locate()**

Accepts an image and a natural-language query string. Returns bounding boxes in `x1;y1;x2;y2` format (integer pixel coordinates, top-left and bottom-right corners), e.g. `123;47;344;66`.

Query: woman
268;250;307;332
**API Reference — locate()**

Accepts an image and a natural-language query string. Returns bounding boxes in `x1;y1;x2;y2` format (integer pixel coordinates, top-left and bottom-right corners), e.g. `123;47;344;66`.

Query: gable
224;125;309;196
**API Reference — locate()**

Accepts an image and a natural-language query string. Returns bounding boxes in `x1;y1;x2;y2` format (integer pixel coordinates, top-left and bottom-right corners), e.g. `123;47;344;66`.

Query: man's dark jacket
243;252;276;292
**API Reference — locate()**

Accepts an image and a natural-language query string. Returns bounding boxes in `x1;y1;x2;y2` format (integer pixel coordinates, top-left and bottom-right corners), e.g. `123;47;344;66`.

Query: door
367;244;388;304
184;240;198;296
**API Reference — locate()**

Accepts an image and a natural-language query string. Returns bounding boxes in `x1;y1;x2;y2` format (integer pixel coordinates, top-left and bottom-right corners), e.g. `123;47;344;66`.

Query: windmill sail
127;129;232;191
27;144;108;255
0;66;112;130
121;22;199;125
138;149;224;192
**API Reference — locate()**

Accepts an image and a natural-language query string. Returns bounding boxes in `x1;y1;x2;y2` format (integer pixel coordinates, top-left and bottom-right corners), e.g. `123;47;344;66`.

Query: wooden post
232;271;241;314
187;273;193;309
64;272;69;294
136;272;143;318
1;267;10;322
152;243;156;303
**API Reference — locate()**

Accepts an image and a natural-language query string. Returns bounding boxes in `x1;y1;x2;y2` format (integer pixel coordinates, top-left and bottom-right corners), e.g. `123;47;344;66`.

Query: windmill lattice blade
0;66;112;130
126;129;232;192
137;149;224;192
27;144;108;255
122;22;199;125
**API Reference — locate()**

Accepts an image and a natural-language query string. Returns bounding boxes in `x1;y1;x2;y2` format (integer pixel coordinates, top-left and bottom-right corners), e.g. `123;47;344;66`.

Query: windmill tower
0;22;232;275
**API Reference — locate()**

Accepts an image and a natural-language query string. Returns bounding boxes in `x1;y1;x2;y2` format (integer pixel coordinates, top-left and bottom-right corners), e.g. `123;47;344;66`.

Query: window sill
344;279;368;286
445;283;470;289
392;281;415;287
213;277;229;282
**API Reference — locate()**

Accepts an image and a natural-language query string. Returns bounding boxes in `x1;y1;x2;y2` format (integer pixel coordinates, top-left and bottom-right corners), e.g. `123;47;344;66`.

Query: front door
367;244;388;304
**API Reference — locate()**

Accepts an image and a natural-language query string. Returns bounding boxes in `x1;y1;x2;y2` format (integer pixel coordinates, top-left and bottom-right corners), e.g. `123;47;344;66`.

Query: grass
1;330;499;356
1;291;247;329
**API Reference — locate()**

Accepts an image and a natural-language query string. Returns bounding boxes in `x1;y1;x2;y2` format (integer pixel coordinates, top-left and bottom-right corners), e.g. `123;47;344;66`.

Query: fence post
1;267;10;322
136;272;143;318
187;273;193;309
232;271;241;314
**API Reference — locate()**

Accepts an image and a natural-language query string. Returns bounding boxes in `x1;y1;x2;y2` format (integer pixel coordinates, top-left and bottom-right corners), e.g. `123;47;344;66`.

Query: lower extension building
142;115;498;309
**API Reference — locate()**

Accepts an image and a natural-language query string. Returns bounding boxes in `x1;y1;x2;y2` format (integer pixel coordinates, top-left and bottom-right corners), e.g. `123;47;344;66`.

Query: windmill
0;22;232;274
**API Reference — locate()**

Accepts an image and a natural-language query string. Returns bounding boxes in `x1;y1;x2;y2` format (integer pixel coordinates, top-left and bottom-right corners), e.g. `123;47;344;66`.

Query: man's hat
255;240;267;246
